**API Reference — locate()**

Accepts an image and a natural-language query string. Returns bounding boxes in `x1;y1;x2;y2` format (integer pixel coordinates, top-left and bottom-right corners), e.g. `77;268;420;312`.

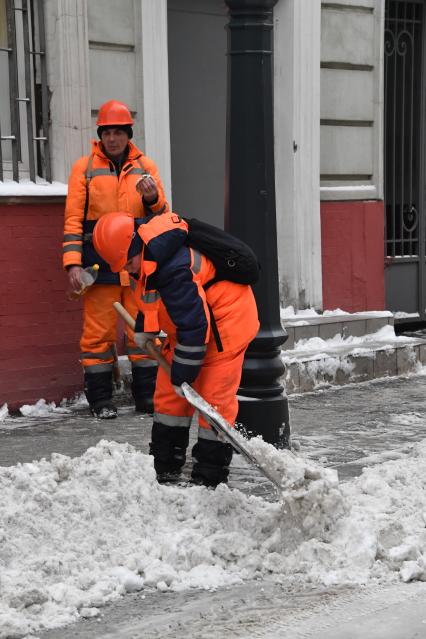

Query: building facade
0;0;424;409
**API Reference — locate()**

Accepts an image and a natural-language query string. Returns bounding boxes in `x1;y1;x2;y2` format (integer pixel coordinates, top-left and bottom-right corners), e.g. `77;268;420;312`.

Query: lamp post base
237;393;290;448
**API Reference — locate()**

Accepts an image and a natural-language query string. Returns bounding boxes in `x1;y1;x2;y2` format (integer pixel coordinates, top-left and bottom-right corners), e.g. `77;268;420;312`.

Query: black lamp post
224;0;290;446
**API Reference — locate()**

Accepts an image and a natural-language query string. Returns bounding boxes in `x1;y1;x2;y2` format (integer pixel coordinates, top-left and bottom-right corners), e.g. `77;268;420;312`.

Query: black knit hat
97;124;133;140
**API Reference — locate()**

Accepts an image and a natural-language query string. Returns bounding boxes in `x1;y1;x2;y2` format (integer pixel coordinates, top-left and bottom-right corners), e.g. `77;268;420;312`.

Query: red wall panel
320;200;385;313
0;201;83;411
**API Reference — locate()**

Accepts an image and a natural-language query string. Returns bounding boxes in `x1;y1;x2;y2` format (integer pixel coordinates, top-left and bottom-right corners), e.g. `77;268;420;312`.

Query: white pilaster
274;0;322;310
44;0;92;182
139;0;172;204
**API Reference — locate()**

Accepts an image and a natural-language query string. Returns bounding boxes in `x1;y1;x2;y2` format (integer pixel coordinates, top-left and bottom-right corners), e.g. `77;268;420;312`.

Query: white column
44;0;92;183
274;0;322;310
139;0;172;204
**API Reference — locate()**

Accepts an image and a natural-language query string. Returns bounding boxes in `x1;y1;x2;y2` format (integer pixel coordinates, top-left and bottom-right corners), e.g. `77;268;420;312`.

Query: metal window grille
384;0;424;258
0;0;51;182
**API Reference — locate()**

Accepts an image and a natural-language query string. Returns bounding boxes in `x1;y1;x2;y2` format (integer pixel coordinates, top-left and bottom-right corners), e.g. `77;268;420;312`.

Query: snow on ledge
281;305;393;323
281;324;418;361
0;178;68;197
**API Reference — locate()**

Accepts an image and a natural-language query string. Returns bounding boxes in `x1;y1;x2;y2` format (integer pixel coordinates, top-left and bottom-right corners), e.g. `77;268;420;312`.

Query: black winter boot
84;371;117;419
131;365;157;414
150;421;189;483
191;438;233;487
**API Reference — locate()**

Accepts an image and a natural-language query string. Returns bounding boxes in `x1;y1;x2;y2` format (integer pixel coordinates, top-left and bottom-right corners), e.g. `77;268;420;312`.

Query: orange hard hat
96;100;134;126
93;211;136;272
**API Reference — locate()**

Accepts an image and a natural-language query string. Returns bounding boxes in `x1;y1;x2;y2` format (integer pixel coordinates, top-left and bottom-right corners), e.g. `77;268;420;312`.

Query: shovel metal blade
181;382;282;491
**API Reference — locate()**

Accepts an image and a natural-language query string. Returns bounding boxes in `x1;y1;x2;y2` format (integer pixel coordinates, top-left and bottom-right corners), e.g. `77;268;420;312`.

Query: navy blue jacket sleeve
134;311;144;333
155;247;208;386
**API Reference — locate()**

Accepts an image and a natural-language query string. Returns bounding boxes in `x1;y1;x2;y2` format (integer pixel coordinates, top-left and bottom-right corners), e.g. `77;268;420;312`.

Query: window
0;0;50;182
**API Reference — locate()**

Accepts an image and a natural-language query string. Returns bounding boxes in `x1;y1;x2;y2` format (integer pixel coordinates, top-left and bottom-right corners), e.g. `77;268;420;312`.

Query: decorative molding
321;61;374;70
44;0;92;182
0;196;66;204
88;41;135;52
321;3;374;13
321;119;373;126
321;173;372;180
274;0;322;310
138;0;172;204
320;184;379;200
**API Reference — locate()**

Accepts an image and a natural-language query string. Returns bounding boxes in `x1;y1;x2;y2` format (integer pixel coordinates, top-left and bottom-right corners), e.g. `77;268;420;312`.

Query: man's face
125;254;142;277
101;128;129;158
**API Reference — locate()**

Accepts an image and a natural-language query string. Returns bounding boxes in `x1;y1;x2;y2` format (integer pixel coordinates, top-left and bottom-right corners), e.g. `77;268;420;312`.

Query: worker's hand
171;357;203;389
173;384;185;398
136;174;158;204
133;332;158;353
67;265;83;291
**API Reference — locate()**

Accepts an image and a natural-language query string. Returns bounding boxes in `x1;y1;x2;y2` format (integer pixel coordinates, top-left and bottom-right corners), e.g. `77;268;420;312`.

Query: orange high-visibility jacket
63;140;169;273
130;213;260;387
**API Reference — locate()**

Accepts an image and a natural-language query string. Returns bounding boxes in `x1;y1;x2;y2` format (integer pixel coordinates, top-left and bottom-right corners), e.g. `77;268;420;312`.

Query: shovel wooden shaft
113;301;171;374
145;341;171;375
113;301;136;330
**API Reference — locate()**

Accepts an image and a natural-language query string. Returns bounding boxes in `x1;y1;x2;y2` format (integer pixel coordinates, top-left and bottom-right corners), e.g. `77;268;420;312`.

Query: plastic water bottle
67;264;99;300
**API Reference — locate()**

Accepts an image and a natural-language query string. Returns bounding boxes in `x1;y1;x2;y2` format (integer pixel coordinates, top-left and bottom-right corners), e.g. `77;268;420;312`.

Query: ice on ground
1;438;426;638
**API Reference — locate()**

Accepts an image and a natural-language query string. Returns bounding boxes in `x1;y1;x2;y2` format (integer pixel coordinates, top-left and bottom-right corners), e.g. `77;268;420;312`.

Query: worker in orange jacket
93;210;260;487
63;100;169;418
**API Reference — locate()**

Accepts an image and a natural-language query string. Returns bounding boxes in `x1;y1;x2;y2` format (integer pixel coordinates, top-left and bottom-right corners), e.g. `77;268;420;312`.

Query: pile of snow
0;396;89;431
1;437;426;637
19;399;72;418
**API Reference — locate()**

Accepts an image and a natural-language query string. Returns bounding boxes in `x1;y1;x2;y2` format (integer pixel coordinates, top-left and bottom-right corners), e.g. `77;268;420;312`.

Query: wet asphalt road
2;373;426;482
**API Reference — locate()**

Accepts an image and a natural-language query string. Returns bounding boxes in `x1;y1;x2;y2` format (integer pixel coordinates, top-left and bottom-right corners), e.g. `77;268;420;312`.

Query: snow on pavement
1;436;426;638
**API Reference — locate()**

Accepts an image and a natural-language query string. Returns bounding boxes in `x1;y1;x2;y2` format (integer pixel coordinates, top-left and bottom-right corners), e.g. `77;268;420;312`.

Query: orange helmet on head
93;211;136;272
96;100;134;126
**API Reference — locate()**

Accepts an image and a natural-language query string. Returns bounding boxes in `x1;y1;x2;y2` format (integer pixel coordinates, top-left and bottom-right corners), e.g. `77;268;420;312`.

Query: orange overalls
130;213;259;485
63;140;169;411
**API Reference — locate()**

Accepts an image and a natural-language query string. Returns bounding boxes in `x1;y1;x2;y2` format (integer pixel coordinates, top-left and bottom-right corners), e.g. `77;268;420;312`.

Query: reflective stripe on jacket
63;140;169;277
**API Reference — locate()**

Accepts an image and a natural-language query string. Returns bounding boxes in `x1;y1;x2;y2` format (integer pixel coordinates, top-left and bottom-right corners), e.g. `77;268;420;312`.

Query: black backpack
183;218;260;352
184;217;260;289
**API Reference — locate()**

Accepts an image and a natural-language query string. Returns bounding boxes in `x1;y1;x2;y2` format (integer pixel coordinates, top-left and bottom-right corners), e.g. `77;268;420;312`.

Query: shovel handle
113;301;171;375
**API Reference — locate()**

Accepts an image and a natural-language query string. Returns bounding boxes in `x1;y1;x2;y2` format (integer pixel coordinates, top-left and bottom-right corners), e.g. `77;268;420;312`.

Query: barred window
0;0;50;182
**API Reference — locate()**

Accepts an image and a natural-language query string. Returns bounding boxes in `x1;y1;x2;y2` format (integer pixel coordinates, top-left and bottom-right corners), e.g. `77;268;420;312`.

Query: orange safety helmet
93;211;136;272
96;100;134;126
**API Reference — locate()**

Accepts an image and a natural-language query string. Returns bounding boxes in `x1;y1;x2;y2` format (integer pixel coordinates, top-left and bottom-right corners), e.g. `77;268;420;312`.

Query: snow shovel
113;301;283;491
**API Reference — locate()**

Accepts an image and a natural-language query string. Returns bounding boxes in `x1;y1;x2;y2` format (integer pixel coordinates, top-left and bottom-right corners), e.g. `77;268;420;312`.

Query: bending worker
93;210;259;487
63;100;169;418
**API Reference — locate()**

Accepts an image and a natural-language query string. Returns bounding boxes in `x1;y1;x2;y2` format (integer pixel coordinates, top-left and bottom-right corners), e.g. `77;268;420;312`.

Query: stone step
282;310;394;350
281;334;426;394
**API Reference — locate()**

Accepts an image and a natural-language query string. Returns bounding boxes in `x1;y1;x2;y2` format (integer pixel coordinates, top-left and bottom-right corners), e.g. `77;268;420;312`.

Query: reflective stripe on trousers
80;284;156;369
